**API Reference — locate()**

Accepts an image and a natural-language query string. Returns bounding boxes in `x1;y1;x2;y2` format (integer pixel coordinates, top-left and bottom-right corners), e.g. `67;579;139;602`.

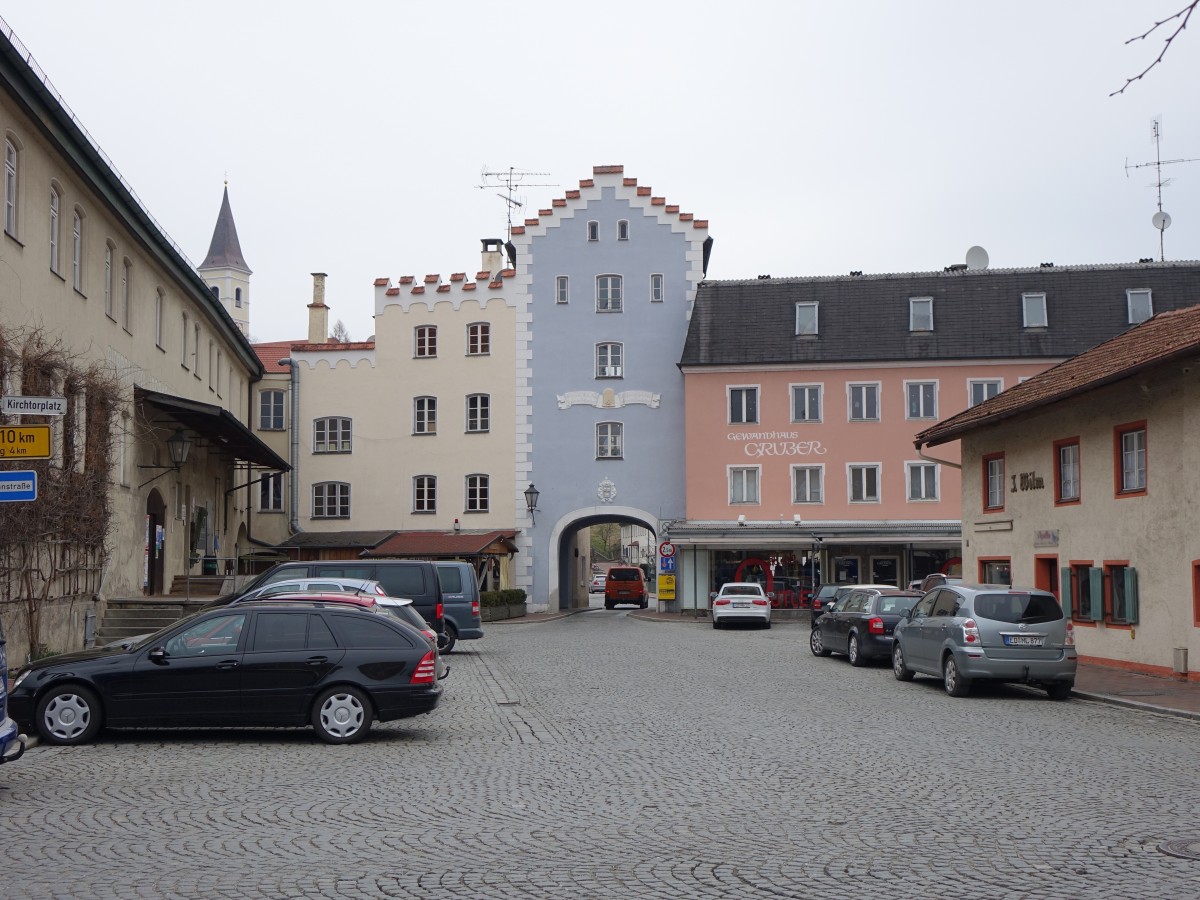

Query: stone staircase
94;576;239;647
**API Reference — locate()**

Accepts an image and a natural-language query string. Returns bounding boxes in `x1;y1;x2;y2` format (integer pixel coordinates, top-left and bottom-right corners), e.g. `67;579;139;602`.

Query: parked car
434;561;484;654
914;573;964;592
811;583;895;626
219;560;445;639
0;613;27;765
810;588;922;665
604;566;648;609
228;577;388;605
710;582;773;629
9;600;445;746
891;583;1077;699
589;573;607;593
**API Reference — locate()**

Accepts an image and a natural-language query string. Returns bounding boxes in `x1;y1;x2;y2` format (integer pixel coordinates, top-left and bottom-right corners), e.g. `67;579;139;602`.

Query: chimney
481;238;504;278
308;272;329;344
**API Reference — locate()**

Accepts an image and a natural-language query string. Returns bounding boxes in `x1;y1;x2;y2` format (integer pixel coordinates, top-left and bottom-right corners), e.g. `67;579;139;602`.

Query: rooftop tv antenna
1125;117;1198;261
478;166;557;241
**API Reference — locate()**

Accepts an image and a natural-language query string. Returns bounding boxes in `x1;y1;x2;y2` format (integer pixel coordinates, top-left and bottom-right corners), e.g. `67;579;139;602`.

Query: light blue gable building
508;166;712;610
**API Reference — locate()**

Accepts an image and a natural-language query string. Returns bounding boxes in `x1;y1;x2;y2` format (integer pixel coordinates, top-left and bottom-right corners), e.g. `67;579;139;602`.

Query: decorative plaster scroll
597;478;617;503
556;390;661;410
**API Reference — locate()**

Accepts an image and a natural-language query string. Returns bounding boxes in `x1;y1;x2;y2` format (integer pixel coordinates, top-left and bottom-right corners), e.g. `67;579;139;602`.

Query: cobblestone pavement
2;612;1198;899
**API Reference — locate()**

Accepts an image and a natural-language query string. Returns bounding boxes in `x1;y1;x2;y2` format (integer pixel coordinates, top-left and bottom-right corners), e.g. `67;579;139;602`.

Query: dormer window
795;302;818;335
909;297;933;332
1022;292;1047;327
1127;289;1153;324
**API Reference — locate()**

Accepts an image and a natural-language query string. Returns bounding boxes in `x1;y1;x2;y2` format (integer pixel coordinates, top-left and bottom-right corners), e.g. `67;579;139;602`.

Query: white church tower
198;184;252;336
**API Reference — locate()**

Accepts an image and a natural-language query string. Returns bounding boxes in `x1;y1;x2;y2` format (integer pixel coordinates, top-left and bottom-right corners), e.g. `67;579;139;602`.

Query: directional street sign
2;395;67;416
0;425;51;460
0;470;38;502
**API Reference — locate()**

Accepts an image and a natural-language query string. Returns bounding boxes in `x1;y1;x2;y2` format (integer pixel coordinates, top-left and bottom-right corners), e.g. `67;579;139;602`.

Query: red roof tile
424;274;440;284
385;287;400;296
363;530;519;558
252;340;300;368
373;277;389;287
593;165;624;175
916;304;1200;448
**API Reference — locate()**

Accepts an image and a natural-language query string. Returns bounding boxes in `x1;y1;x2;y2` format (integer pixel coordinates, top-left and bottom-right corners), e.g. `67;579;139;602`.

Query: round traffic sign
658;541;676;558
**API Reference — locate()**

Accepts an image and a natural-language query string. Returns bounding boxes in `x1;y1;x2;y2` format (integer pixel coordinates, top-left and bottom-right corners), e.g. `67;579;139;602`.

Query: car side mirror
149;647;168;664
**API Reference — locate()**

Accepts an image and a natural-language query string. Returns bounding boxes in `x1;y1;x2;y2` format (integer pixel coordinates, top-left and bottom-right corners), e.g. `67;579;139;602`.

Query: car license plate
733;601;751;608
1003;634;1044;647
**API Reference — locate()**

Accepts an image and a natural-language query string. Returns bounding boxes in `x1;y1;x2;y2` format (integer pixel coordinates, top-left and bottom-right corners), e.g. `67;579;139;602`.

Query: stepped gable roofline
681;260;1200;369
374;266;517;314
199;185;252;273
916;303;1200;449
509;164;709;236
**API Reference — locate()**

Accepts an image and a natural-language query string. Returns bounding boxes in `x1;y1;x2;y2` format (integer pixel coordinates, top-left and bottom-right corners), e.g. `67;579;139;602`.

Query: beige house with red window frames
915;303;1200;682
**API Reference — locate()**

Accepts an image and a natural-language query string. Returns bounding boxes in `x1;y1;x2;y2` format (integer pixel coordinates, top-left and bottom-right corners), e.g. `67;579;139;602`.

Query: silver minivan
892;583;1077;699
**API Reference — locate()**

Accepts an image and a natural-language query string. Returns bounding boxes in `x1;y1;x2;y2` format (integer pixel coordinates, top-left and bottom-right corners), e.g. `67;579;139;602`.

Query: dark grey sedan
810;588;922;665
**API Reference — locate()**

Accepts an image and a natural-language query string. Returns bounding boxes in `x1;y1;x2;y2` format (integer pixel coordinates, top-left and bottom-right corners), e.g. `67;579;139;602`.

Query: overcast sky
4;2;1199;343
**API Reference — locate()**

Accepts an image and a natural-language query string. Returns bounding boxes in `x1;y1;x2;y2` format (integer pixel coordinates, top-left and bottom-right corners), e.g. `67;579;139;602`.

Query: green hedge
480;589;527;608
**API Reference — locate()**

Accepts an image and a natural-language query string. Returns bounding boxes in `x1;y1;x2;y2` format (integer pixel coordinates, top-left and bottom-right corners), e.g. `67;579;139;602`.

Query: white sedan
710;582;773;629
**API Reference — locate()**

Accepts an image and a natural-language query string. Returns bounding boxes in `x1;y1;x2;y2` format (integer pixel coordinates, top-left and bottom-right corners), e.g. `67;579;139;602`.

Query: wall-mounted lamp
137;427;193;488
737;514;747;526
524;483;540;526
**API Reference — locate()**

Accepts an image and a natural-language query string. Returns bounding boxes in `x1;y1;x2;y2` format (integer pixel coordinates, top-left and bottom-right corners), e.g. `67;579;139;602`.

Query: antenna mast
478;166;556;241
1125;117;1199;261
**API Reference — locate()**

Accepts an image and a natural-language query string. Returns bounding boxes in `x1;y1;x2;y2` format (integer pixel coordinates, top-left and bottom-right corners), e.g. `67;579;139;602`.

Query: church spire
200;184;251;273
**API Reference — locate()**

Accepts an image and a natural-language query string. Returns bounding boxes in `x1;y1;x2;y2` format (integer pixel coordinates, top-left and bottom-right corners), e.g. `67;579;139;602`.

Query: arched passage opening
549;508;658;611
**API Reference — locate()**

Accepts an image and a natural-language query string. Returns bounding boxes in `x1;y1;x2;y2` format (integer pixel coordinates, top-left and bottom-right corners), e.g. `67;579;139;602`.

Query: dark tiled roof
200;186;251;273
362;530;519;558
915;303;1200;448
681;262;1200;367
275;531;396;549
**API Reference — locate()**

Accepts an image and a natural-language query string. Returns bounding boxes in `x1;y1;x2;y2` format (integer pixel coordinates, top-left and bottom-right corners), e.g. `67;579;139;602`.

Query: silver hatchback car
892;583;1077;699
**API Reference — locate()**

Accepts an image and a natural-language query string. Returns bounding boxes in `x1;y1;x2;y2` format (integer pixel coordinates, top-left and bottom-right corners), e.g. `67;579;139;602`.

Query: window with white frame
729;386;758;424
791;384;821;422
415;325;437;357
597;275;622;312
313;481;351;518
909;297;933;332
906;381;937;419
413;475;436;512
617;219;629;240
72;209;83;291
215;351;222;396
467;322;490;355
729;466;760;504
849;464;880;502
314;416;352;453
587;220;599;242
3;138;16;237
1118;424;1146;493
984;454;1005;510
49;186;60;273
180;313;189;367
103;243;114;318
793;465;823;503
596;343;623;378
1022;292;1048;327
155;290;164;348
555;275;569;303
121;259;131;331
259;472;283;511
414;396;437;434
259;390;284;430
650;273;664;302
466;474;489;512
1127;289;1153;324
466;394;490;433
795;302;819;336
597;421;623;459
207;341;214;387
193;323;201;374
1056;439;1080;502
969;379;1002;407
907;462;938;500
849;383;880;421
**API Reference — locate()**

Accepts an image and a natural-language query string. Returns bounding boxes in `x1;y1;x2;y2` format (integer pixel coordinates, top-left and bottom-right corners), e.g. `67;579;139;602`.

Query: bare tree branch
1111;1;1197;96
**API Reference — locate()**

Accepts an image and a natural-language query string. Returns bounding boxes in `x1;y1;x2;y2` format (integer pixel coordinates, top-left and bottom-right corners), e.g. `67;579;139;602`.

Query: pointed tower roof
200;185;252;273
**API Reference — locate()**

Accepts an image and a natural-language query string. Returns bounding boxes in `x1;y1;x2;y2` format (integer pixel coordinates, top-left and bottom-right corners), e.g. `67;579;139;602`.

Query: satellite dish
965;245;989;270
1152;211;1172;231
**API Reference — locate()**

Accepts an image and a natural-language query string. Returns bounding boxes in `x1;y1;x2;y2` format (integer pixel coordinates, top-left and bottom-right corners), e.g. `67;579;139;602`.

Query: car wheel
942;655;972;697
763;619;772;629
848;633;867;667
892;643;915;681
810;627;831;657
639;600;648;609
1045;682;1073;701
36;684;103;746
605;603;615;610
438;623;458;655
312;686;373;744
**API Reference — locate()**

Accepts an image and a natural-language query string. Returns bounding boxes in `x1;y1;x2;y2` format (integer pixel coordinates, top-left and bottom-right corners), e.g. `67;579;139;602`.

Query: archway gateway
550;510;658;611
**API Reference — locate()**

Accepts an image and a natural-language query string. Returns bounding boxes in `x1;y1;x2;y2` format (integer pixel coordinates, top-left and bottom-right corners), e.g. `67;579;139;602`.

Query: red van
604;567;648;610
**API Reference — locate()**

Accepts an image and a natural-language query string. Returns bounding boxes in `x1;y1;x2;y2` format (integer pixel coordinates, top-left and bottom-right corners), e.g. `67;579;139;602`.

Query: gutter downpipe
278;358;303;534
915;441;962;470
